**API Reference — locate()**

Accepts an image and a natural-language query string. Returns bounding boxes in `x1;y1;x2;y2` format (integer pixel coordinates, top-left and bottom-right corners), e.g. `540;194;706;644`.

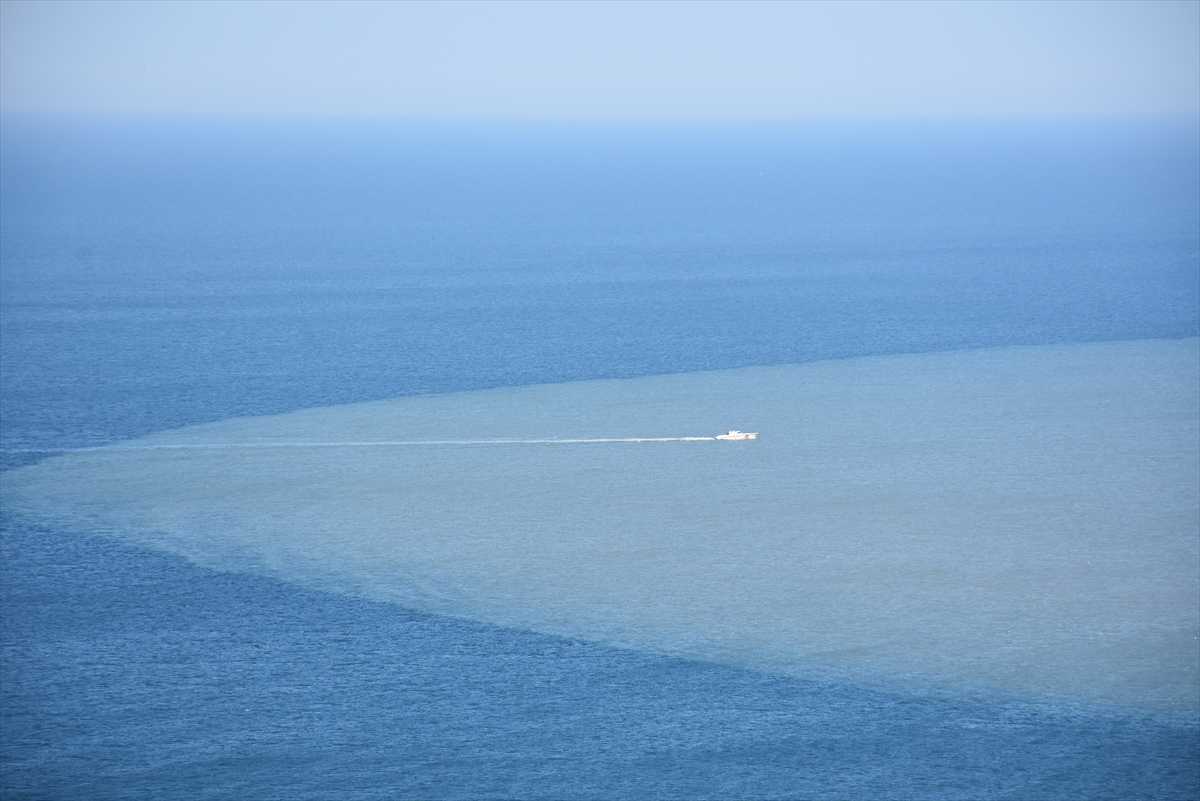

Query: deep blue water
2;115;1198;799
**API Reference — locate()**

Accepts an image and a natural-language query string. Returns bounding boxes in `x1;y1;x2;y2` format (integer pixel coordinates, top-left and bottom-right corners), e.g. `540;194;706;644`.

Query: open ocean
2;115;1198;800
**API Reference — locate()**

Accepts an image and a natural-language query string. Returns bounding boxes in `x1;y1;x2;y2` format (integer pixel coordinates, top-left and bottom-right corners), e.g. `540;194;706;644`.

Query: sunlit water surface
4;117;1198;800
7;338;1196;714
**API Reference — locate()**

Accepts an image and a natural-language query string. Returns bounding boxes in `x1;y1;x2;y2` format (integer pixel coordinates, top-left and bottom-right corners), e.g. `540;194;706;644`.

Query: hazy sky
1;0;1197;118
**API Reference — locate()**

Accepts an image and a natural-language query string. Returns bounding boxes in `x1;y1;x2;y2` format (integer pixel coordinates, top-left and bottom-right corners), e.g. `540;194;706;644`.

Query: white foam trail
4;437;721;455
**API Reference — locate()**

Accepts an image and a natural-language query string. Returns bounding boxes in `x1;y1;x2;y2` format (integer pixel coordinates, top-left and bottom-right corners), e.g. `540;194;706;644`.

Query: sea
1;114;1197;800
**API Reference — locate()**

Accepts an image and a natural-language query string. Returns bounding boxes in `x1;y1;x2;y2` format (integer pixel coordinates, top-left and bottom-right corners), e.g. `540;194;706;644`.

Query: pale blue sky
1;0;1197;117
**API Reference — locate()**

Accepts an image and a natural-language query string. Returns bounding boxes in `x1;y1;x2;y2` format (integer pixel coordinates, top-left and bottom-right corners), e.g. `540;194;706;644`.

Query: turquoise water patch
5;339;1197;712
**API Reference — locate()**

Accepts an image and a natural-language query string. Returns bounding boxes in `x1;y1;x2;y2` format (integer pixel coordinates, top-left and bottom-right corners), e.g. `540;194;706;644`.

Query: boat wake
5;436;733;454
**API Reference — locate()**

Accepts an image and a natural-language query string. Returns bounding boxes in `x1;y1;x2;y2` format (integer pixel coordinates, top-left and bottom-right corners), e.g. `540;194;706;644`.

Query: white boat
715;430;757;440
